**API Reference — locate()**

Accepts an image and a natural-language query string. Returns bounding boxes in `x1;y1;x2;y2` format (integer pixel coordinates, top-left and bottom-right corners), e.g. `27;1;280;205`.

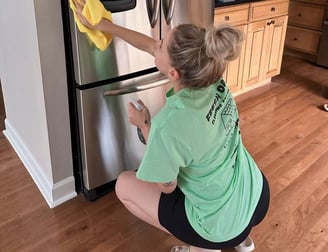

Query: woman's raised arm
72;0;157;55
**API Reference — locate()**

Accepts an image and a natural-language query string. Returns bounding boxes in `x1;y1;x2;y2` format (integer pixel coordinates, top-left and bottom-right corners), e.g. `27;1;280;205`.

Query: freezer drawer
76;72;171;198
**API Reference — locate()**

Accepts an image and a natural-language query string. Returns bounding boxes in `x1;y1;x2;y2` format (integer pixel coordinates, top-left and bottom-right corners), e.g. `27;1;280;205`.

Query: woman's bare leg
116;171;222;252
115;170;170;233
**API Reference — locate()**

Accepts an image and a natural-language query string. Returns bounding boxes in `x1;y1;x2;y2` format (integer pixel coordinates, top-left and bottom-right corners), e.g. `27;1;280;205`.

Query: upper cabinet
285;0;328;60
215;0;289;93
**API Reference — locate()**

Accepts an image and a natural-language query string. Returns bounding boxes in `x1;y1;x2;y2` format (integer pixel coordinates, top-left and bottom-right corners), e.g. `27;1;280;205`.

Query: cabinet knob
225;16;230;21
293;37;298;41
271;7;276;12
298;13;302;17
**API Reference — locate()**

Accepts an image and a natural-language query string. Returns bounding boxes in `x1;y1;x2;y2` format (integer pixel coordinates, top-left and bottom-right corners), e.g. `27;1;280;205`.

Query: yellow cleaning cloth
69;0;113;51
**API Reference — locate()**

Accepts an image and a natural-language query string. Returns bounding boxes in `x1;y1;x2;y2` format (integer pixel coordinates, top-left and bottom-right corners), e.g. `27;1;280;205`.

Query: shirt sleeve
136;126;191;183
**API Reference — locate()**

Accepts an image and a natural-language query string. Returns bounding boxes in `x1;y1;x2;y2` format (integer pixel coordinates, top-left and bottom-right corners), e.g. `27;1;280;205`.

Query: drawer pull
224;16;230;21
271;7;276;12
293;37;298;41
267;20;275;25
298;13;302;17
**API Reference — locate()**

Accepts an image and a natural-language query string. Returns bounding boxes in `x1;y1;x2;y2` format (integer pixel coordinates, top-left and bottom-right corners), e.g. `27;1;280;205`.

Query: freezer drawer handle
103;76;169;96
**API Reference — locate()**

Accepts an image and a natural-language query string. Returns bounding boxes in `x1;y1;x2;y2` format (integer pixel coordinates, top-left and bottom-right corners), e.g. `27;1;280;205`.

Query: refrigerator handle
103;74;169;96
162;0;176;26
146;0;160;28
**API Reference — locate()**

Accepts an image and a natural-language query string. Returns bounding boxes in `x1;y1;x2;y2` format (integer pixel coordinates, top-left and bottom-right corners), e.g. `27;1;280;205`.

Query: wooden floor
0;55;327;252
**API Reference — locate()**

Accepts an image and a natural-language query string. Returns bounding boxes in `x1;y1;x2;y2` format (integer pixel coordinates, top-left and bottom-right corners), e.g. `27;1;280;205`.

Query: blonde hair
168;24;244;88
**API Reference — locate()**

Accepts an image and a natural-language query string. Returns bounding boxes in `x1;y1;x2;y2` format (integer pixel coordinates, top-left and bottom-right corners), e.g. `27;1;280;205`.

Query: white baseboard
3;119;77;208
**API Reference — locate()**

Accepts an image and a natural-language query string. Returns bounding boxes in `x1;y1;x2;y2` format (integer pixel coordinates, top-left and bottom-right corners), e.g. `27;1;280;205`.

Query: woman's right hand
127;100;151;129
128;100;151;144
72;0;89;26
73;0;157;55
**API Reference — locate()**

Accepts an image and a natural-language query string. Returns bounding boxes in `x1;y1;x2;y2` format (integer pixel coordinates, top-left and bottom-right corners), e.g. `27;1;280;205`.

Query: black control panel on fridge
101;0;136;12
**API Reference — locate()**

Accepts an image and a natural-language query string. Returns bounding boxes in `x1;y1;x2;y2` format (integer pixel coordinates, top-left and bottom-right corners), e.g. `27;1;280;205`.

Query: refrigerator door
161;0;215;37
69;0;160;86
77;72;171;197
69;0;214;86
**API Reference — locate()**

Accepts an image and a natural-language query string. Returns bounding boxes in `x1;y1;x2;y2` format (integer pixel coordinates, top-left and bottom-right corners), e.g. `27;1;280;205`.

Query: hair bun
204;24;244;62
167;24;244;88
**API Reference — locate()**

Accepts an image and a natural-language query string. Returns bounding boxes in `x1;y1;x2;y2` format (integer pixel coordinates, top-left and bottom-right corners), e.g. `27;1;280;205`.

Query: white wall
0;0;76;207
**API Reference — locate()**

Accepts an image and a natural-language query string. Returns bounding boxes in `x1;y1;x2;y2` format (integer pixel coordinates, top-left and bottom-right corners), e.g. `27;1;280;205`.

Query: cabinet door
242;19;266;87
263;15;288;78
243;15;288;87
224;24;247;92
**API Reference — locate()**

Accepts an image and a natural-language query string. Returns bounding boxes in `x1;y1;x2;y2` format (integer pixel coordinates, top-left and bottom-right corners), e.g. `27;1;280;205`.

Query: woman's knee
115;170;136;201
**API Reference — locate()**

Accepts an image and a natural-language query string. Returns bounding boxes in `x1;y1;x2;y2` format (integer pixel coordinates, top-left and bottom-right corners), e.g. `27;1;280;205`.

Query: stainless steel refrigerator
61;0;214;200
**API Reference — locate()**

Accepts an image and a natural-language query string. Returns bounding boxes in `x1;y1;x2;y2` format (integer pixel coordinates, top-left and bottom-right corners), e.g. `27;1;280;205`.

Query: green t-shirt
136;79;263;242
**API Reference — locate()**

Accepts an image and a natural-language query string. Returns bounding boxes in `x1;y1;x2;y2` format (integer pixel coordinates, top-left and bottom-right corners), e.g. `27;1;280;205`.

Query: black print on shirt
206;80;227;124
221;98;236;135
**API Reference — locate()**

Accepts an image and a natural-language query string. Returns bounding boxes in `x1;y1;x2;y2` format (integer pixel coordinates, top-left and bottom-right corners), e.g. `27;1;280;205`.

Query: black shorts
158;173;270;250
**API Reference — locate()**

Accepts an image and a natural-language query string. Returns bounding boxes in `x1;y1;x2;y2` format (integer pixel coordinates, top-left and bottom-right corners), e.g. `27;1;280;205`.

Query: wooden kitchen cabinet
214;4;249;92
285;26;322;55
223;24;247;92
214;3;249;26
242;19;266;86
243;0;289;87
263;15;288;79
248;0;289;22
285;0;328;60
288;2;325;30
214;0;289;93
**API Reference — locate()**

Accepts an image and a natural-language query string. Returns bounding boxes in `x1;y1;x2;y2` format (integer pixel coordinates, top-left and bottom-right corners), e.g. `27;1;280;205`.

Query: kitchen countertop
215;0;264;7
